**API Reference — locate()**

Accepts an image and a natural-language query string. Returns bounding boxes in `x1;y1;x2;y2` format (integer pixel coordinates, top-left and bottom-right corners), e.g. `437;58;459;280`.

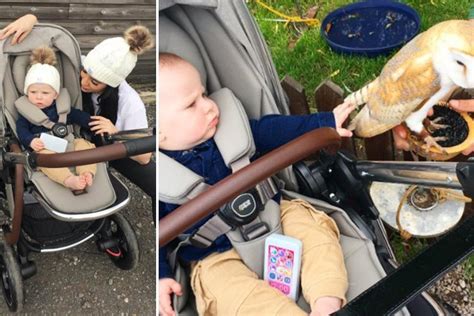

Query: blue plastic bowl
321;1;420;57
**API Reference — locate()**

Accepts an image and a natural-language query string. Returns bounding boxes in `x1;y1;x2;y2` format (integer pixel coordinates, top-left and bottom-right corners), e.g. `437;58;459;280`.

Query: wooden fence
0;0;156;85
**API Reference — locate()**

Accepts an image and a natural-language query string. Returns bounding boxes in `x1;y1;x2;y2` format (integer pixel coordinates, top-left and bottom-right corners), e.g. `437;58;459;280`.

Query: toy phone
263;233;302;301
40;133;68;153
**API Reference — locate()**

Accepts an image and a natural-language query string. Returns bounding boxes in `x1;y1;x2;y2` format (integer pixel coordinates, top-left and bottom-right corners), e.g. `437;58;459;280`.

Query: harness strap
169;214;272;271
168;215;232;268
239;216;269;241
184;178;277;249
187;182;210;199
256;178;279;205
55;88;71;124
58;113;67;125
190;215;233;248
159;152;210;205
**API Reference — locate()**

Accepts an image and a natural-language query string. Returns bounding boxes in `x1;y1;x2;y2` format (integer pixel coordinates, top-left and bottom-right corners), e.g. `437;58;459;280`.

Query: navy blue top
159;112;336;278
16;101;91;148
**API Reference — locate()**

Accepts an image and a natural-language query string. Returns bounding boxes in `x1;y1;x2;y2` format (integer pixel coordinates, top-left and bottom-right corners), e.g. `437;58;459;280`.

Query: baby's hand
159;278;182;316
30;138;45;151
332;101;356;137
310;296;343;316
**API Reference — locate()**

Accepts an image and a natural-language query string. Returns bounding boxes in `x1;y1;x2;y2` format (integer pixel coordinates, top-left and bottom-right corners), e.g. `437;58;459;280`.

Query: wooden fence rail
0;0;156;85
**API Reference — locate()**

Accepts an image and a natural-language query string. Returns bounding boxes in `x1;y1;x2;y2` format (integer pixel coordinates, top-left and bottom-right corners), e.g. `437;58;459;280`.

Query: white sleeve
116;81;149;131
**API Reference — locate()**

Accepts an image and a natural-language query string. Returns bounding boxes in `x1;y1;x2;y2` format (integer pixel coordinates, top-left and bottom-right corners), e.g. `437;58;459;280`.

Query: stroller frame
0;23;141;312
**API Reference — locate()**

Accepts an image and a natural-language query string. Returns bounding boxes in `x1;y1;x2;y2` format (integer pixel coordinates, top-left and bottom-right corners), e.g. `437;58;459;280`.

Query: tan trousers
38;138;96;185
190;199;348;316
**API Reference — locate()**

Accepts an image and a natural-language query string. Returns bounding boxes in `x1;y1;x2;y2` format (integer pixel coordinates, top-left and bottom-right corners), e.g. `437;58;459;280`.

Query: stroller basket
22;203;96;246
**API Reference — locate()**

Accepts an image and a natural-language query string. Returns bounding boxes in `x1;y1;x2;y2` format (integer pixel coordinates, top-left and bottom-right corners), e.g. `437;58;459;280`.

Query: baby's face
159;61;219;150
27;83;58;109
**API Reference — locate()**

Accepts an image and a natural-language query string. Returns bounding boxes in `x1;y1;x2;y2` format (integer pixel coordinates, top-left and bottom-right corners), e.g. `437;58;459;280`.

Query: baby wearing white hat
17;46;96;192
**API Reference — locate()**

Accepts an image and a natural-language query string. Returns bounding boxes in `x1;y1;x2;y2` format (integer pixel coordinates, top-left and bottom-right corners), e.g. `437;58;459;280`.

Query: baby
16;46;96;191
159;53;355;316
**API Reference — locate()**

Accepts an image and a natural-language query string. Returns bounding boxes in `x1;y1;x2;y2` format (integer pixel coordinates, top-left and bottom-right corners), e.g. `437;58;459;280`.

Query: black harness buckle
52;123;68;138
218;188;264;228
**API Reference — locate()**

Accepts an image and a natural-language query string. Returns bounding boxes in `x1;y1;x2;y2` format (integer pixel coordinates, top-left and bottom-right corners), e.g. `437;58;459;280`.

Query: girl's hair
82;86;119;124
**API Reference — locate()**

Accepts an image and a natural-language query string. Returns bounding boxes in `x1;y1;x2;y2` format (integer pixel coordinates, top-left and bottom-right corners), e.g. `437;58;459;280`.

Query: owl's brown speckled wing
349;33;441;137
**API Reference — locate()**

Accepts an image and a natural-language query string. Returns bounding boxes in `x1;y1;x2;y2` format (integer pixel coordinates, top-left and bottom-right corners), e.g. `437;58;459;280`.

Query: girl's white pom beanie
82;37;137;88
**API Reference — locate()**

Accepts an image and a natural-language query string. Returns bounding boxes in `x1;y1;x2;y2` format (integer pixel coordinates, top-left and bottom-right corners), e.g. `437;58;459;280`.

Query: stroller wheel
0;240;23;312
105;214;139;270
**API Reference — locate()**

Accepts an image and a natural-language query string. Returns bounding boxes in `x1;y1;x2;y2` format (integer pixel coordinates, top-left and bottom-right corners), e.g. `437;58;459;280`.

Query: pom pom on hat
83;25;153;87
24;46;60;94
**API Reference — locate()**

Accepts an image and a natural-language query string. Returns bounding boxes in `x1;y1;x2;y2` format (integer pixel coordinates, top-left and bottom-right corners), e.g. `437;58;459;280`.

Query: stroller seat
1;25;127;221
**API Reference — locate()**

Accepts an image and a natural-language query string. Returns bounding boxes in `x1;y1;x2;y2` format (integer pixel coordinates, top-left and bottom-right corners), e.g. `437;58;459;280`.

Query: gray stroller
0;23;142;312
159;1;472;315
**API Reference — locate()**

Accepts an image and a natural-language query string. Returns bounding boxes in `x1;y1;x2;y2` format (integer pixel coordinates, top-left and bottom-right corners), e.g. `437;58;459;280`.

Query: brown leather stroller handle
32;136;156;168
159;127;341;246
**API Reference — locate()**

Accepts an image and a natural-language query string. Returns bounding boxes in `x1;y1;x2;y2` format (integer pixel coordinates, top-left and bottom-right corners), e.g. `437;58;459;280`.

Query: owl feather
347;20;474;138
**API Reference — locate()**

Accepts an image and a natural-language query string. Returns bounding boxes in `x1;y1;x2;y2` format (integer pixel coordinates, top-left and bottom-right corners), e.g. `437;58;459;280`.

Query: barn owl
347;19;474;148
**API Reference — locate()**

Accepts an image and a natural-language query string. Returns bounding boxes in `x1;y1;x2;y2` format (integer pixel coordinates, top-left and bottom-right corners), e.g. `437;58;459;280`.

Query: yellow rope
255;0;320;28
436;188;472;203
396;185;417;240
396;186;471;240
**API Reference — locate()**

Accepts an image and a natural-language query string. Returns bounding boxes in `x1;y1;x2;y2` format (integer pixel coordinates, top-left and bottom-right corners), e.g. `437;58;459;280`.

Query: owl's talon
427;117;449;133
438;100;449;106
423;135;448;154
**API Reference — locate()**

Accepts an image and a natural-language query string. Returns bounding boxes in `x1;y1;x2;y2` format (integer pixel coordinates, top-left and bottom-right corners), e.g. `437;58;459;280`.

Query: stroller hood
159;0;290;117
0;23;83;134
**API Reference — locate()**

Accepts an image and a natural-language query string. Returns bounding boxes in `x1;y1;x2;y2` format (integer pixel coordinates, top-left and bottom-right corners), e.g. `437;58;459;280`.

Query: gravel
428;263;473;315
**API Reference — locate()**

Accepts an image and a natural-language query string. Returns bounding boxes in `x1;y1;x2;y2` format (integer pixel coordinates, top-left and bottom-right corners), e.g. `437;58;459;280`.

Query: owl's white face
442;50;474;88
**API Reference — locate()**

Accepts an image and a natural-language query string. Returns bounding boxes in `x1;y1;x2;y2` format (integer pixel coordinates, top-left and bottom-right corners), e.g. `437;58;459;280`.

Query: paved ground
0;103;156;314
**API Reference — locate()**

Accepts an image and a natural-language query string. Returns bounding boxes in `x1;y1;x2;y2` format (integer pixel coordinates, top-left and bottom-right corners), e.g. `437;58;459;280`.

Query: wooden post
364;133;394;161
0;1;156;84
281;75;310;115
314;79;355;155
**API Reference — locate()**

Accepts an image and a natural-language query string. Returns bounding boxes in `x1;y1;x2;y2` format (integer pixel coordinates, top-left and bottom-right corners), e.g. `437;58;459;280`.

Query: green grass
248;0;473;282
390;234;430;263
248;0;472;109
463;254;474;283
390;235;473;282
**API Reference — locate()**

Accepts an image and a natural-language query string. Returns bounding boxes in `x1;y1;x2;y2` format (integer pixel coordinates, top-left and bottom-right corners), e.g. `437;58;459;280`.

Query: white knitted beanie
24;46;60;95
82;25;153;88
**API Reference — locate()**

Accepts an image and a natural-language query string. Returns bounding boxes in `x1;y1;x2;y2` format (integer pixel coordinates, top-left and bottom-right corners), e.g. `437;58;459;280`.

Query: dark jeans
110;158;156;223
